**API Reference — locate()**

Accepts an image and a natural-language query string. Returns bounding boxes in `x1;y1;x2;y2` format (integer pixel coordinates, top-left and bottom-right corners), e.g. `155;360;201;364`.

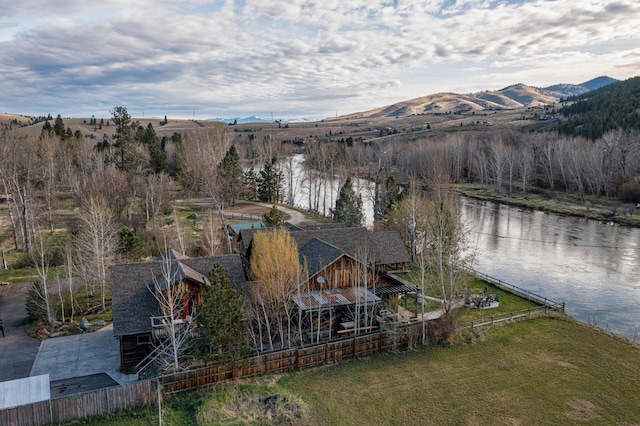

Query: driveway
30;324;136;386
0;282;41;382
0;281;136;387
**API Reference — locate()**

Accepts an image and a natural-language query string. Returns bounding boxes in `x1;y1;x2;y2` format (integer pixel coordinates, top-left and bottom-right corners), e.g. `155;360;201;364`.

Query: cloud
1;0;639;118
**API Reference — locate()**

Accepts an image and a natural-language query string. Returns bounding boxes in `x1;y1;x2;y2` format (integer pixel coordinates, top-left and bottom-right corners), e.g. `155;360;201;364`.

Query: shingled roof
112;254;247;337
242;226;410;268
299;238;346;278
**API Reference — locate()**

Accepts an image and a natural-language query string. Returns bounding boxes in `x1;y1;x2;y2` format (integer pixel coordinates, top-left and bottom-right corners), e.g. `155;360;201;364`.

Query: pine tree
262;205;284;227
332;177;364;227
257;157;283;203
198;263;250;363
217;145;243;205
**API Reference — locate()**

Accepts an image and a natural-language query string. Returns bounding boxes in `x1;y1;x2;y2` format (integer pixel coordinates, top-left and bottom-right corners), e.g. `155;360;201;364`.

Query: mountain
209;116;273;124
544;76;618;99
345;76;618;119
558;76;640;139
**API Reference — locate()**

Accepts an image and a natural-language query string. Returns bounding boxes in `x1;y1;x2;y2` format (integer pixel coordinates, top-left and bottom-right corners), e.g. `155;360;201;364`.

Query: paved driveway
30;324;136;385
0;282;136;387
0;282;41;382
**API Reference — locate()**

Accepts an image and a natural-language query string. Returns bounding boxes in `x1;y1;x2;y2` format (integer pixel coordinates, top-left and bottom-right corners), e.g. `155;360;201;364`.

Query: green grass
455;277;540;324
62;317;640;425
280;317;640;425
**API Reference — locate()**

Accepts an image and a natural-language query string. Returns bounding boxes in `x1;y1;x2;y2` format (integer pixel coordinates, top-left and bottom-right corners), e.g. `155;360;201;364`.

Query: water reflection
461;197;640;340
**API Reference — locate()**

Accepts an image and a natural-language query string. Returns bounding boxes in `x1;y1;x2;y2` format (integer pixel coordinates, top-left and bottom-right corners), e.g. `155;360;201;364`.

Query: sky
1;0;640;121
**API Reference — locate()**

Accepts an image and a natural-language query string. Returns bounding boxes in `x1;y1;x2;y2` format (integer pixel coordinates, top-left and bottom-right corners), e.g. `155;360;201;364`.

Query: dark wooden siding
120;334;152;368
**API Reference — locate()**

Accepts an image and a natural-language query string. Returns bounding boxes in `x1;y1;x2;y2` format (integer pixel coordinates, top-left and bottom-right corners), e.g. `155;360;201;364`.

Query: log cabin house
111;251;247;368
241;226;415;341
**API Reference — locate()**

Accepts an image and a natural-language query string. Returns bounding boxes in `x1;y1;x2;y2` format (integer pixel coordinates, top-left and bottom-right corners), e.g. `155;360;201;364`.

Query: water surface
460;197;640;340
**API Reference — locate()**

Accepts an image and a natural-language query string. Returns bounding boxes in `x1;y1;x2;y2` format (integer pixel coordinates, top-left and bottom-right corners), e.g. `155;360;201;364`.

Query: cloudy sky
2;0;639;120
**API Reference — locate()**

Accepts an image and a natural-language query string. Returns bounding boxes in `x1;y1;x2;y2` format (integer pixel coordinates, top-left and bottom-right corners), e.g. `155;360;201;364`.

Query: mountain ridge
343;76;618;119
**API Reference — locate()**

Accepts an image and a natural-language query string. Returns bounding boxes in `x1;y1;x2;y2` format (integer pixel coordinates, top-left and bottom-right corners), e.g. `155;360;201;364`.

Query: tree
262;205;284;227
110;106;142;173
76;196;118;311
145;250;198;373
217;145;243;205
53;115;66;139
26;280;50;324
117;226;144;261
249;228;300;350
332;177;364;227
257;157;283;203
198;263;250;363
31;233;54;325
421;176;474;314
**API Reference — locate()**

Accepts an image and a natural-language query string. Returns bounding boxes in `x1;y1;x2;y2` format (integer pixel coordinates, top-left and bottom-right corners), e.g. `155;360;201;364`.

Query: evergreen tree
217;145;243;205
262;205;284;227
198;263;250;363
26;280;49;323
117;226;145;261
53;114;66;139
257;157;283;203
40;120;54;139
111;106;140;172
243;167;259;200
332;177;364;227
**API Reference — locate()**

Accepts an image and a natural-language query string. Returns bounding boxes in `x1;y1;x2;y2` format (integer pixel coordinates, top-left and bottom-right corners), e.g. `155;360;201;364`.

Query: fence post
353;335;356;357
325;343;329;364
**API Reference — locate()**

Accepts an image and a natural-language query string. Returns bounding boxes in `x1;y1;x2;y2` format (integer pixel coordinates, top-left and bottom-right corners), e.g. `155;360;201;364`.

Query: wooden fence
160;324;433;394
458;306;555;331
463;267;565;312
0;380;156;426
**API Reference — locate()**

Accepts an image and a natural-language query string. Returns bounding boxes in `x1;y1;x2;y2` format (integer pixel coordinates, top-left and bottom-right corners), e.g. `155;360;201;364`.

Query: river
282;154;375;225
282;155;638;340
460;197;640;341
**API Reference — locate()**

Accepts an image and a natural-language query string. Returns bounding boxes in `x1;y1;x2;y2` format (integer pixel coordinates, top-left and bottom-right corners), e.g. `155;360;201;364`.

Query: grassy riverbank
457;184;640;227
65;316;640;425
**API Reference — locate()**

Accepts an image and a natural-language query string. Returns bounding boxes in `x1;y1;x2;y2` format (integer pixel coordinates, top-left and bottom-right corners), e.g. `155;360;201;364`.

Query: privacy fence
0;380;156;426
160;325;425;394
2;271;564;424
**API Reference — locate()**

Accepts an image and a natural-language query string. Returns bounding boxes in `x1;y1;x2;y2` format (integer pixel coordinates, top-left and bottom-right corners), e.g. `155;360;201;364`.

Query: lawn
64;316;640;425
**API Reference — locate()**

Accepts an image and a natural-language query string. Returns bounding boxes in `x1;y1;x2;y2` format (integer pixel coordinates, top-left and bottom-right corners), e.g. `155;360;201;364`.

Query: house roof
228;221;265;236
294;287;381;311
299;238;346;278
376;273;419;296
242;226;410;267
111;254;247;337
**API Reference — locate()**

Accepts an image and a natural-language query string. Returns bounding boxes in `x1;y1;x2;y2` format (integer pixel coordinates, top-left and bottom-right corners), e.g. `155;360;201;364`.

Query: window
137;334;151;345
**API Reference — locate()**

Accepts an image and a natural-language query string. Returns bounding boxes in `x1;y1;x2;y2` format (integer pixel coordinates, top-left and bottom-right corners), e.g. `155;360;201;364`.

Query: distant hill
558;76;640;139
544;76;618;99
209;116;273;124
345;76;618;119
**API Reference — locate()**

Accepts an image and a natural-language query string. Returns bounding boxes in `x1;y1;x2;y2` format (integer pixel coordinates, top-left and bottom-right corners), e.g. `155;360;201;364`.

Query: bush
619;181;640;204
10;252;34;269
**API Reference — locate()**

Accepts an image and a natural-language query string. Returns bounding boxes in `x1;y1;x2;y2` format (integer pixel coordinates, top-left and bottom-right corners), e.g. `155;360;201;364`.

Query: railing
461;266;565;312
457;306;555;331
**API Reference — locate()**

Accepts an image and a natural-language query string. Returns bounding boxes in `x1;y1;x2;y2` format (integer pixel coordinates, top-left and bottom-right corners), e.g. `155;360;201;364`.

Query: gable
112;254;247;337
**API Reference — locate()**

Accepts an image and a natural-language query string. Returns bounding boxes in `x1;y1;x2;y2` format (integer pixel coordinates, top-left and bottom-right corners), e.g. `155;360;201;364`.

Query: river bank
456;184;640;227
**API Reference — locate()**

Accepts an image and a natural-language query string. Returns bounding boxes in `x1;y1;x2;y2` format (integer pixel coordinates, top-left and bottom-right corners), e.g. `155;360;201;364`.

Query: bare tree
76;196;118;312
145;251;198;372
422;172;474;313
31;233;54;325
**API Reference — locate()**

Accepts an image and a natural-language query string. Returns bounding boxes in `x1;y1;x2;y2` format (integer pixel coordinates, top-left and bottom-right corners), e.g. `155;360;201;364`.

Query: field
64;316;640;425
